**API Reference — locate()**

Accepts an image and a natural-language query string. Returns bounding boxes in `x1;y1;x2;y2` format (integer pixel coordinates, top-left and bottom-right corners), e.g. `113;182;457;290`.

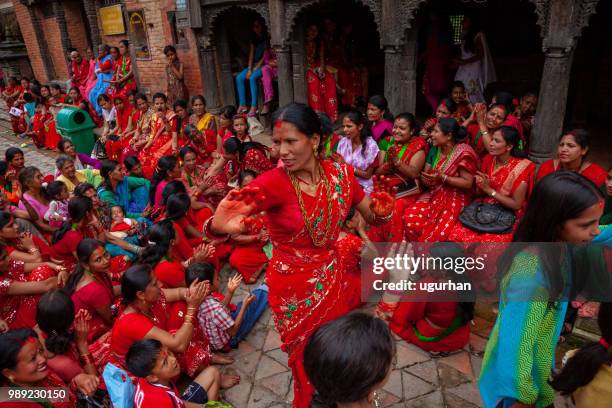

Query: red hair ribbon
599;337;610;349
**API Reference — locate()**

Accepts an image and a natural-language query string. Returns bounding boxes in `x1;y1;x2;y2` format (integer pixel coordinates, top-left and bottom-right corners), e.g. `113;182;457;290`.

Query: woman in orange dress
536;129;607;188
207;103;394;407
404;118;479;242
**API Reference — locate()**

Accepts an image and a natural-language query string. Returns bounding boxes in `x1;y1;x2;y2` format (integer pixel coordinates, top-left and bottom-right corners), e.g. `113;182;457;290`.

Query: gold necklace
286;162;333;247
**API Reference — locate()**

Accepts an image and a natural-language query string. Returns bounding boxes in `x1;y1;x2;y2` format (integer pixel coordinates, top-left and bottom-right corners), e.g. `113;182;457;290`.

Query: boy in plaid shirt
187;262;268;351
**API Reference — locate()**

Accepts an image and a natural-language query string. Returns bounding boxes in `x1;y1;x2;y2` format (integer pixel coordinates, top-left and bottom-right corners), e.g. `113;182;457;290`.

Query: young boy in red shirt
127;339;229;407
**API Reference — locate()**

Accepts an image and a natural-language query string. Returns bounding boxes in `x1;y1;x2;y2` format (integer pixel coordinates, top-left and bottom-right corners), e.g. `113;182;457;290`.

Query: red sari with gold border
449;154;535;243
139;110;177;178
404;143;479;242
251;160;365;408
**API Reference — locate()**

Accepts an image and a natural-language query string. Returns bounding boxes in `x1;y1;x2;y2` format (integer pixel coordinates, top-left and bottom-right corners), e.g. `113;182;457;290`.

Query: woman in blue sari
89;44;114;115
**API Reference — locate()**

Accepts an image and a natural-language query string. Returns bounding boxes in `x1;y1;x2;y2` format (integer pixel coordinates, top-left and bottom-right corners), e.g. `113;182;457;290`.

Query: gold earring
8;375;14;383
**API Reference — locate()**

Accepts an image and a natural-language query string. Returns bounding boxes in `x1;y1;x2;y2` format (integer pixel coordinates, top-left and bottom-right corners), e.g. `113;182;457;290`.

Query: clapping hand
475;171;491;194
185;279;210;308
74;310;91;346
227;273;243;294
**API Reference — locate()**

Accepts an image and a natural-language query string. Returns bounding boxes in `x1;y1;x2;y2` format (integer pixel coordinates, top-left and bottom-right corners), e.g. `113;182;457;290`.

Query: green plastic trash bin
55;107;96;155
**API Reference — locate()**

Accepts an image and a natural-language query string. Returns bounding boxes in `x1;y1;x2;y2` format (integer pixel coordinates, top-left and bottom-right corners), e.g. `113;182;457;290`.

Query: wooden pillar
275;46;293;106
529;0;581;163
268;0;293;106
382;0;402;114
291;21;307;104
200;44;222;113
83;0;101;51
384;46;402;115
216;26;235;106
529;49;575;162
400;26;418;114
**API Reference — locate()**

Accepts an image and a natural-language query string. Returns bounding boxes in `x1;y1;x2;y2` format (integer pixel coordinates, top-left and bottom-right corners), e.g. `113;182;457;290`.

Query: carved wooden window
449;15;465;45
128;10;151;60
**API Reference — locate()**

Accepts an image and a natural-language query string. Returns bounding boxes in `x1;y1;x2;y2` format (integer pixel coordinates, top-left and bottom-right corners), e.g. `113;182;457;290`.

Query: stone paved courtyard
0;117;581;407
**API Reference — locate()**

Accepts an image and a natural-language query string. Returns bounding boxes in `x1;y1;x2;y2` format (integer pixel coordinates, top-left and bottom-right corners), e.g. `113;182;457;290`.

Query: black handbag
458;201;516;234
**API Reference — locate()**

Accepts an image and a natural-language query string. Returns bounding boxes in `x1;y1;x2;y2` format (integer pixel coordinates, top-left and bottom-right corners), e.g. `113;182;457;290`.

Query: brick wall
40;16;69;80
12;0;47;81
64;0;90;54
97;0;203;97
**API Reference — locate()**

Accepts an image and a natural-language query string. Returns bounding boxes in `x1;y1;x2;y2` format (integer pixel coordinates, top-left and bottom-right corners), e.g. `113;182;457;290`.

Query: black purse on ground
458;201;516;234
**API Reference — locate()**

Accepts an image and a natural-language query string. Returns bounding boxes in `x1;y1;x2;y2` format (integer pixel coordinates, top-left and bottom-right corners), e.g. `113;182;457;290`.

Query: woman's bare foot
261;103;270;115
212;354;235;365
237;106;247;114
248;106;257;116
221;374;240;389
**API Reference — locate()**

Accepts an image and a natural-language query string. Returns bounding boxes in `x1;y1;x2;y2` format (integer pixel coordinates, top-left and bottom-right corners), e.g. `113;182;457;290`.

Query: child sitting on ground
44;181;69;228
110;205;139;239
126;339;233;407
189;262;268;352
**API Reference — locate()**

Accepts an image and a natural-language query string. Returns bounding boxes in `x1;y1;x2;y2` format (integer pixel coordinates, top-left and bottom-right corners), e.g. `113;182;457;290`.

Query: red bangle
203;218;228;242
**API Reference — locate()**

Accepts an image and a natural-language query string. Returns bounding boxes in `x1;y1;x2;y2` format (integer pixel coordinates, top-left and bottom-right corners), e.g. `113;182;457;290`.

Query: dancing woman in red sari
208;103;395;407
536;129;607;188
450;126;535;243
404;118;479;242
139;93;177;178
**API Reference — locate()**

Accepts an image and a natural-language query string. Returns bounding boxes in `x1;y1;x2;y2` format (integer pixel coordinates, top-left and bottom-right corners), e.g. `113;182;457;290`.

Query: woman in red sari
95;264;239;387
419;98;456;144
0;328;99;407
0;244;59;328
305;24;338;122
376;112;428;214
107;40;136;101
124;93;153;158
64;239;116;342
139;93;177;178
536;129;607;188
464;102;508;157
450;125;535;243
180;146;219;218
208;103;395;407
404;118;479;242
216;105;236;153
49;196;105;271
